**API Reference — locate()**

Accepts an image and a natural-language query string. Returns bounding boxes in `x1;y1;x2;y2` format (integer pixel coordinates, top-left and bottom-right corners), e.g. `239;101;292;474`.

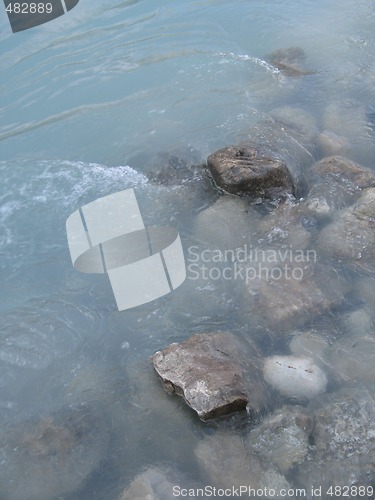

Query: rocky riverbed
138;56;375;496
2;32;375;498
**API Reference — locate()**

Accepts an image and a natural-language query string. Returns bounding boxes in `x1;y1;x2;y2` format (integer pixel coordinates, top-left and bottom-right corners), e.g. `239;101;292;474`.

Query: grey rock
243;117;316;195
313;155;375;189
353;186;375;219
119;467;190;500
296;387;375;493
132;147;204;186
327;334;375;385
195;430;292;497
246;405;314;473
0;404;109;500
316;188;375;270
269;106;318;143
354;277;375;312
317;130;350;157
267;46;313;77
241;262;346;332
304;195;331;218
207;144;295;199
309;156;375;211
322;100;375;166
263;355;328;400
258;200;312;249
343;308;373;336
289;330;331;365
151;332;270;421
192;195;262;249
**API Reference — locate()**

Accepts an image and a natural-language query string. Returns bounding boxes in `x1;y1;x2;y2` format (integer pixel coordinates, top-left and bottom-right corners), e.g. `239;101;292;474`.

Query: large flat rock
151;332;269;421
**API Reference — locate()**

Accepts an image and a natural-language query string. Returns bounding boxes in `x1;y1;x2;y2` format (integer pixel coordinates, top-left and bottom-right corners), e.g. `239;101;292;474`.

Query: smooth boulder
263;355;328;400
207;144;295;198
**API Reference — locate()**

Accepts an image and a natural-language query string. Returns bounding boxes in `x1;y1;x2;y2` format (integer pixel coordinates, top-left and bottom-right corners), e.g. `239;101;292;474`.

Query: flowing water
1;1;375;499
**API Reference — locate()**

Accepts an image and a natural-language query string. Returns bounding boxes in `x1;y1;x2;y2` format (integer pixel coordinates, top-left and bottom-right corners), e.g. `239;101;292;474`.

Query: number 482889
326;485;374;497
6;3;53;14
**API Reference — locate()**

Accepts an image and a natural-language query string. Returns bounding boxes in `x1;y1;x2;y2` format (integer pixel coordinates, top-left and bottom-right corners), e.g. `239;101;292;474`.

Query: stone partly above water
151;332;270;421
207;144;295;198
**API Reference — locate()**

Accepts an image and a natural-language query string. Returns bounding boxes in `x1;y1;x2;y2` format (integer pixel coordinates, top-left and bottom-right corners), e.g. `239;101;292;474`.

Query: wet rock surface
207;144;295;199
0;404;109;500
246;405;314;473
151;332;270;421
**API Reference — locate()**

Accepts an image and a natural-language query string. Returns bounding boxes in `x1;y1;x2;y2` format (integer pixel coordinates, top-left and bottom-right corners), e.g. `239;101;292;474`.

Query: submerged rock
195;431;292;497
258;200;313;249
309;156;375;211
296;387;375;493
322;100;375;165
119;467;182;500
304;195;331;218
267;46;313;77
192;195;262;248
151;332;270;421
317;187;375;269
207;144;295;199
313;155;375;189
0;404;109;500
325;308;375;384
326;332;375;385
317;130;350;157
241;261;346;332
289;330;331;365
246;405;314;473
263;355;327;400
133;146;203;186
269;106;318;143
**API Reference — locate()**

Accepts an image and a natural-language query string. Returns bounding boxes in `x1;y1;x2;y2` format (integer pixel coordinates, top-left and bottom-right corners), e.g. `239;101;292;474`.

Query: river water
0;1;375;499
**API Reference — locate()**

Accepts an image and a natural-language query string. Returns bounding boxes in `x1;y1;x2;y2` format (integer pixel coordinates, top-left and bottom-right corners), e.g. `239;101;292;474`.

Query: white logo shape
66;189;186;310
